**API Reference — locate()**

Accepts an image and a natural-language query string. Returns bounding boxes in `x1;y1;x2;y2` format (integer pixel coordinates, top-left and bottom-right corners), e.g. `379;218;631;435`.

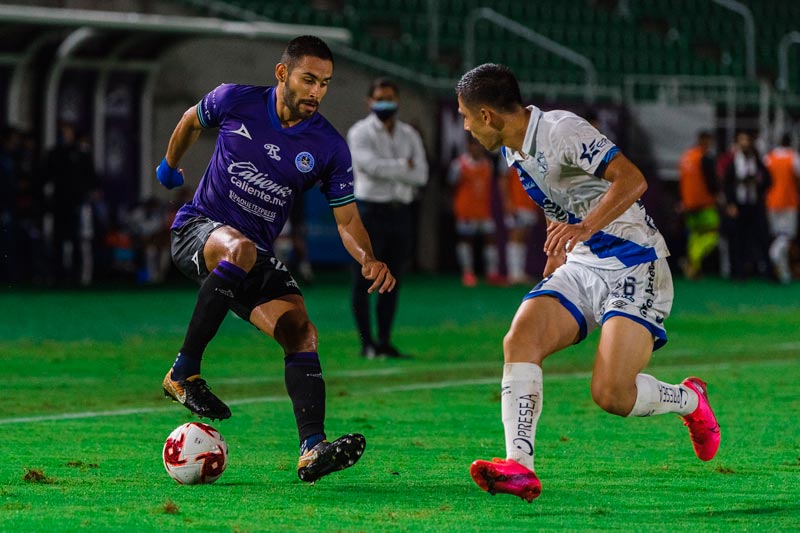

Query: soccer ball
163;422;228;485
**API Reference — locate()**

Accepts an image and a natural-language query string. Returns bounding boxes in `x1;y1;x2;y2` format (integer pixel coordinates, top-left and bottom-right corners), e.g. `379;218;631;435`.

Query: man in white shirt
456;64;720;502
347;78;428;358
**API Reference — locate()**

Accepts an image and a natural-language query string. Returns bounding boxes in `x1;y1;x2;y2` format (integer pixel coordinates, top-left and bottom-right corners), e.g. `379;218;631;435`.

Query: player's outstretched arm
333;203;396;294
156;105;204;189
544;154;647;255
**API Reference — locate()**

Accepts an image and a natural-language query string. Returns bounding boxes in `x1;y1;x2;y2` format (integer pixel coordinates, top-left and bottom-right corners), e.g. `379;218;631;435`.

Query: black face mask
371;101;398;121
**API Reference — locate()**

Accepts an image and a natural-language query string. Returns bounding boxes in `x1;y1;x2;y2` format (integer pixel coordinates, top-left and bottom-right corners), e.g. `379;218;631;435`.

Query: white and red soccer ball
163;422;228;485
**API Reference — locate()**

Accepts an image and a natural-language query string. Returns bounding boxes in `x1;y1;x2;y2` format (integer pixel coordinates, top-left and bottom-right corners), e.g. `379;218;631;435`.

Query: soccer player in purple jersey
156;36;395;483
456;64;720;502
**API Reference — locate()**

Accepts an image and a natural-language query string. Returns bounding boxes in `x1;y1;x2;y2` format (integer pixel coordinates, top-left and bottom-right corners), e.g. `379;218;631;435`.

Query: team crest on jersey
580;138;608;164
295;151;315;173
535;151;548;177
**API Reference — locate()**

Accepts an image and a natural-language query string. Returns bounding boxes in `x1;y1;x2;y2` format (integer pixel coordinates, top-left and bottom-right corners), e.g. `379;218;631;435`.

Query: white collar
504;105;542;164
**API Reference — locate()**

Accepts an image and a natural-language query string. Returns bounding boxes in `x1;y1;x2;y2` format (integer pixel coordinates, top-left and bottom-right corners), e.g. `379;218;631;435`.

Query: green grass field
1;274;799;532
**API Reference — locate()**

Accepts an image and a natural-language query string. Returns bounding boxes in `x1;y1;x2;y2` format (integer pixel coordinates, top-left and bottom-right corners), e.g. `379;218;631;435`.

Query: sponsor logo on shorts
270;257;288;272
640;262;656;318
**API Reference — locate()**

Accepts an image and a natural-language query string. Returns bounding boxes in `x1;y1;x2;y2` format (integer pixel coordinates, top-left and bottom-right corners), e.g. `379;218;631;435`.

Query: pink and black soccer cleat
470;458;542;503
681;377;721;461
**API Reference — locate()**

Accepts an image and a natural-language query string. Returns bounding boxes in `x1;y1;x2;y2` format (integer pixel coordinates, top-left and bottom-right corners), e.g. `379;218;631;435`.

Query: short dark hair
779;132;792;147
368;77;399;98
456;63;523;113
281;35;334;72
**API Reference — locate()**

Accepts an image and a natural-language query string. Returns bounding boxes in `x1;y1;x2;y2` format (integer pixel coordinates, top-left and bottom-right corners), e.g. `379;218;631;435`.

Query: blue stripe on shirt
584;231;658;266
593;146;620;178
512;161;656;266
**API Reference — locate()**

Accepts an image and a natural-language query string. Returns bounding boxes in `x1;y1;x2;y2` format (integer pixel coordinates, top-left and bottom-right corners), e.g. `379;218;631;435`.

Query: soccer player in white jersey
455;64;720;502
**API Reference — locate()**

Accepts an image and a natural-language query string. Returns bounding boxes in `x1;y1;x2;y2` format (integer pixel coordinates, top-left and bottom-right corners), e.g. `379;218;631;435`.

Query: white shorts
523;258;674;350
768;209;798;239
456;218;496;236
505;208;538;230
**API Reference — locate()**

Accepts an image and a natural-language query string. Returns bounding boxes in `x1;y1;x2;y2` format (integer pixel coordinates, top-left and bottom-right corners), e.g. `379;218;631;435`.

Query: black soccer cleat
297;433;366;483
162;370;231;421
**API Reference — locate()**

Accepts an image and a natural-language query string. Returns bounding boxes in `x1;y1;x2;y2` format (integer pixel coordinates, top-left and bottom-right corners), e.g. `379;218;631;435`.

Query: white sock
484;244;499;276
456;241;473;274
506;242;526;279
628;374;699;417
501;363;542;470
769;235;791;282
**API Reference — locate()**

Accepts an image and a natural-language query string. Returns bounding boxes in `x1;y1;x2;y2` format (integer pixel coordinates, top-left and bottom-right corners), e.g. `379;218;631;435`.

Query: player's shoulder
217;83;270;102
543;109;609;150
310;112;346;142
540;109;589;136
305;112;349;159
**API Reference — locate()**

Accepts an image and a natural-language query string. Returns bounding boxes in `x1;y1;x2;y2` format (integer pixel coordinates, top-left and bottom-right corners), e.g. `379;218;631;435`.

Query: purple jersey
172;84;355;251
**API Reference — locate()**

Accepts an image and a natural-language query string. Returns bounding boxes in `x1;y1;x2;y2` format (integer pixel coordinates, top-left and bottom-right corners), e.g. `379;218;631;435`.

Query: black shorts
171;216;302;321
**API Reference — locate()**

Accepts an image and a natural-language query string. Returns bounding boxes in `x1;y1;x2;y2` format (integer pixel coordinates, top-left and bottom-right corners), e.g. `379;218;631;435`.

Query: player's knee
590;379;632;416
295;318;317;344
502;329;545;365
225;238;257;271
279;315;318;352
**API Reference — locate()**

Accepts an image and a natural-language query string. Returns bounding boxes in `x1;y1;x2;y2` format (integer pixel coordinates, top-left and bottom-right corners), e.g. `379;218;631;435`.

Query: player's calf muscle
590;380;636;416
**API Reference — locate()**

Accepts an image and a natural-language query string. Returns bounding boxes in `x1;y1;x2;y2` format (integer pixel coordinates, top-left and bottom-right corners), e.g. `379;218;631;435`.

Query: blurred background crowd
1;0;799;288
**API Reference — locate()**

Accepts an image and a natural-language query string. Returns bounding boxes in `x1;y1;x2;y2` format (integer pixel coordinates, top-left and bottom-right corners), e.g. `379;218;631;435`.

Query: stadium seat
169;0;795;91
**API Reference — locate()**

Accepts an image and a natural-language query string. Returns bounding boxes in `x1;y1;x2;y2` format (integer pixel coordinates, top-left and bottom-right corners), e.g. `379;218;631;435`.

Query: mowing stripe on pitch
1;341;797;389
0;357;795;426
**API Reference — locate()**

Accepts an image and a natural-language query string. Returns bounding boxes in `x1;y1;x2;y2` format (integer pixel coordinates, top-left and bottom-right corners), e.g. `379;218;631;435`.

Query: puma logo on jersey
231;123;252;140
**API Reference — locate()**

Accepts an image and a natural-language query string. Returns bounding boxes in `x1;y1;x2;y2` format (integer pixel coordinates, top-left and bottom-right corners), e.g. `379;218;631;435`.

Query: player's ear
275;63;288;84
483;107;506;132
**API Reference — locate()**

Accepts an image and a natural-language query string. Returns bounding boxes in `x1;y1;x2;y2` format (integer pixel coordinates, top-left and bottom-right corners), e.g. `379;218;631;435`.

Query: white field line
3;339;798;388
0;357;795;426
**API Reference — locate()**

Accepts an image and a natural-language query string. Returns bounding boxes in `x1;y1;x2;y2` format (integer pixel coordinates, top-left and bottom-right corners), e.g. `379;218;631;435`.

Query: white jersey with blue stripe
503;105;669;269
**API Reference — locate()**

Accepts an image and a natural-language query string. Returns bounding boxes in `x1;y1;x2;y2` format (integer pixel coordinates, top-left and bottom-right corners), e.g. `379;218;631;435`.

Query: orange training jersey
679;145;716;210
506;166;536;210
764;147;800;210
452;153;493;220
